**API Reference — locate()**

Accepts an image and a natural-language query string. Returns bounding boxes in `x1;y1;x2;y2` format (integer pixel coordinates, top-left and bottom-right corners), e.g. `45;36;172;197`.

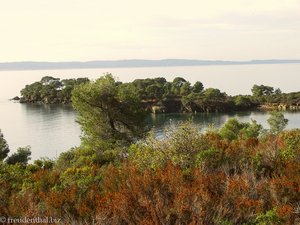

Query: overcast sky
1;0;300;62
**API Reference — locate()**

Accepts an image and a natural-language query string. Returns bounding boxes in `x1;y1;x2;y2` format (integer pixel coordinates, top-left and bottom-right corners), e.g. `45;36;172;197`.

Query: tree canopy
268;111;288;134
19;76;300;113
20;76;89;104
72;74;148;150
0;130;9;161
251;84;274;97
5;146;31;166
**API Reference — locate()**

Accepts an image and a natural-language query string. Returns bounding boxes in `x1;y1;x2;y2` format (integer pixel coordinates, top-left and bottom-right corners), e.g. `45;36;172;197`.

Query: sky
1;0;300;62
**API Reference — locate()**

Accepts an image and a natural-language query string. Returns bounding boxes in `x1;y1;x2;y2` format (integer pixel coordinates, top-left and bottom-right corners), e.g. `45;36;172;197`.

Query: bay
1;63;300;160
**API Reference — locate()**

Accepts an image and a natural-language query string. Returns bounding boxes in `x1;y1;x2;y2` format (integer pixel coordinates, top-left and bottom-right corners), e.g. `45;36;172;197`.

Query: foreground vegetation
2;74;299;224
18;74;300;112
1;117;300;223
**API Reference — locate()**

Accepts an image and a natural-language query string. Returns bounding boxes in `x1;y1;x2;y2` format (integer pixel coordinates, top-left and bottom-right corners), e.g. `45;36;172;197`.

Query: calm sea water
1;64;300;160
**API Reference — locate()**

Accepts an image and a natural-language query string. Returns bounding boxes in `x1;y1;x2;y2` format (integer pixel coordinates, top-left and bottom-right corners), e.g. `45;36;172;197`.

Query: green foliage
20;76;89;104
198;88;230;112
255;208;282;225
40;76;60;84
179;81;191;96
1;116;300;224
6;146;31;166
55;145;121;171
182;87;233;113
131;77;167;99
251;84;274;98
129;121;207;169
219;118;263;142
59;165;102;194
274;88;282;95
0;130;9;161
11;76;300;223
203;88;225;99
129;136;166;170
219;118;247;141
278;129;300;161
181;92;200;112
33;158;54;170
234;95;253;108
145;84;164;99
192;81;204;93
241;119;263;139
267;111;288;134
196;147;220;166
171;77;188;95
19;76;300;114
0;161;32;193
72;74;148;154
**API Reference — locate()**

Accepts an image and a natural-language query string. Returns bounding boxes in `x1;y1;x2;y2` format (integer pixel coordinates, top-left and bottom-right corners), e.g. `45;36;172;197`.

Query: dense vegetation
2;75;300;224
17;74;256;112
19;76;89;104
18;74;300;113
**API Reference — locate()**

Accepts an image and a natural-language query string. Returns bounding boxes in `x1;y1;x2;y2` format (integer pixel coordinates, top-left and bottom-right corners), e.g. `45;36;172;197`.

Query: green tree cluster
0;130;32;166
0;130;9;161
19;75;300;114
268;111;289;134
20;76;89;104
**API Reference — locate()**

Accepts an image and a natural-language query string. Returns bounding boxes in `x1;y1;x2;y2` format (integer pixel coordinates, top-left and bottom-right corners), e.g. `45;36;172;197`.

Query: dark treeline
18;74;300;112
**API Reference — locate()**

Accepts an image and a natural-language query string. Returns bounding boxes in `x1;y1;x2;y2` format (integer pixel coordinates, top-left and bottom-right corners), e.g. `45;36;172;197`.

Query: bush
6;146;31;166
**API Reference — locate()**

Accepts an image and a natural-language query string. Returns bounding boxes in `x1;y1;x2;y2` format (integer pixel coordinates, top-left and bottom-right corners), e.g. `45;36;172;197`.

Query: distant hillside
0;59;300;71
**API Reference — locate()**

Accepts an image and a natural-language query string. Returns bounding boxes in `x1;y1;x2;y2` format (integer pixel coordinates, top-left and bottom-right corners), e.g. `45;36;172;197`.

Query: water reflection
148;111;252;134
1;101;300;161
148;110;300;137
0;102;81;160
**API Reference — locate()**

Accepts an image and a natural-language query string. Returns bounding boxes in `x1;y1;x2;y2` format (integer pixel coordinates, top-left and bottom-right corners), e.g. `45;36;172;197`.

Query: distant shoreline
0;59;300;71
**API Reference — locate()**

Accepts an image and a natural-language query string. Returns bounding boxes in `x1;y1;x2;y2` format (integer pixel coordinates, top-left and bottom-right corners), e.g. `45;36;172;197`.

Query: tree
72;74;148;149
274;88;282;95
171;77;187;95
145;84;164;100
219;118;247;141
234;95;253;108
267;111;288;134
192;81;204;93
219;118;263;141
40;76;60;85
251;84;274;98
20;82;43;102
0;130;9;161
6;146;31;166
203;88;225;99
179;82;191;96
241;119;262;139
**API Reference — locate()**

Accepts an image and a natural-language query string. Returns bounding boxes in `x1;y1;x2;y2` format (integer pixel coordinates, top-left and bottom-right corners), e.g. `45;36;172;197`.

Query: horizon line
0;59;299;71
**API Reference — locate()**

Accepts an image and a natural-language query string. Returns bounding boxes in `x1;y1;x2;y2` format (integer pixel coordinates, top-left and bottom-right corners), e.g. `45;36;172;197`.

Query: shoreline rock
10;96;20;101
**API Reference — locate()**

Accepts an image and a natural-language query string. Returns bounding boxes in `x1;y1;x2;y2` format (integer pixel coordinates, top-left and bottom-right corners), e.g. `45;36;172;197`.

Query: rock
10;96;20;101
